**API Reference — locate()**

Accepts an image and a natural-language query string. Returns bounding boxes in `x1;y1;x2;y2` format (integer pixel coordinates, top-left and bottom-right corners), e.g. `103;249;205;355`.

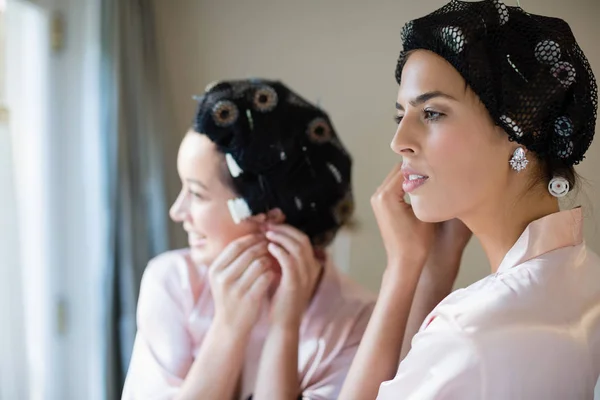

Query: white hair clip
225;153;243;178
227;198;252;224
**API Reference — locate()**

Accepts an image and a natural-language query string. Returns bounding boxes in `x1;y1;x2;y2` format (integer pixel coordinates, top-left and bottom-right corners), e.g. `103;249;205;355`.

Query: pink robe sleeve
122;255;195;400
376;326;483;400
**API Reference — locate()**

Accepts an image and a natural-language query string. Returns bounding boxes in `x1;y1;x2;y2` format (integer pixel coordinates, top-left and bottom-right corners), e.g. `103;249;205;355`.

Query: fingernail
265;231;275;238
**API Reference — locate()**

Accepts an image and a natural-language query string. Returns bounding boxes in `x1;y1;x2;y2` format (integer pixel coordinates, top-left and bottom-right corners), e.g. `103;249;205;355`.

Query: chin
189;247;215;267
410;195;454;223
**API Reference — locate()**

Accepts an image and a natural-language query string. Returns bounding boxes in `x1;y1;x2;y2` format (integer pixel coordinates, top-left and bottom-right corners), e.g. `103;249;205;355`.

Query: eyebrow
186;178;208;190
395;91;457;111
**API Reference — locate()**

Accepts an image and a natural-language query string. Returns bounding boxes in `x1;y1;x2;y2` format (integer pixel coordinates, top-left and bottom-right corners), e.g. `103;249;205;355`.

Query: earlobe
250;213;267;223
245;208;286;228
266;208;286;224
246;208;285;228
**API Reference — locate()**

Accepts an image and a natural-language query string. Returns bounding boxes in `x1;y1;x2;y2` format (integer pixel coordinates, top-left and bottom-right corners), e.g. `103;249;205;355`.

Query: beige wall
154;0;600;292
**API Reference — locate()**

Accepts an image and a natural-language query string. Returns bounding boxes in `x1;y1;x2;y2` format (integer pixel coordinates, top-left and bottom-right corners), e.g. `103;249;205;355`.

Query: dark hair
539;156;579;192
192;79;354;248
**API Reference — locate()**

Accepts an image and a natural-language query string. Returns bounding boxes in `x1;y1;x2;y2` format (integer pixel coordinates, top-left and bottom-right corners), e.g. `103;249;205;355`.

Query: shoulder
322;263;376;317
420;246;600;385
138;248;203;319
334;266;377;306
395;244;600;398
141;248;199;292
144;248;193;280
435;244;599;331
302;263;375;344
335;271;376;338
296;266;376;394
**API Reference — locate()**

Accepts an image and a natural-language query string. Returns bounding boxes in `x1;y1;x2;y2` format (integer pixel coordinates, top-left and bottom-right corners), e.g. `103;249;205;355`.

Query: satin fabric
122;249;375;400
379;208;600;399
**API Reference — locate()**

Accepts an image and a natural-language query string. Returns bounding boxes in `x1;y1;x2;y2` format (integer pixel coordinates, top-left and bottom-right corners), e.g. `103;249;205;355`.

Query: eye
423;109;444;121
394;115;404;125
188;189;205;201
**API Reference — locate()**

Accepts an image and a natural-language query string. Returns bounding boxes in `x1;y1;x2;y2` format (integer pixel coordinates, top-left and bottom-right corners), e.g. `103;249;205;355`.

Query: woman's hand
208;234;274;336
253;224;321;400
175;234;274;400
371;163;435;269
265;224;322;330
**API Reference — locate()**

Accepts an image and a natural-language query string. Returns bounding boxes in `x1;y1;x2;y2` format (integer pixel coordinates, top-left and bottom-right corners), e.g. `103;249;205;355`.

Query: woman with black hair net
340;1;600;399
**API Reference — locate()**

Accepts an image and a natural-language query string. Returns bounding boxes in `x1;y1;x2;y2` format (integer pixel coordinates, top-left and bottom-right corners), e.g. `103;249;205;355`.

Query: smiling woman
122;79;375;400
169;132;257;267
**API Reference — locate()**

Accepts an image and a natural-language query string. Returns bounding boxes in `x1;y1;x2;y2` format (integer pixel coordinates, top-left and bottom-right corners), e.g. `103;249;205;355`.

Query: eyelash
394;109;445;125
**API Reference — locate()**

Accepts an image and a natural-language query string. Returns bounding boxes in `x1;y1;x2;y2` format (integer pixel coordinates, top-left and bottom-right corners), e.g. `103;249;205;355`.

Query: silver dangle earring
509;147;529;172
548;176;569;197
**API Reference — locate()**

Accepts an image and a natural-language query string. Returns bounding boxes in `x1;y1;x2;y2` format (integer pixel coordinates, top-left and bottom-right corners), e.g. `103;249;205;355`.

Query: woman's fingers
374;164;408;207
210;234;264;273
376;163;403;194
266;224;316;283
219;241;269;284
265;229;306;269
267;242;295;277
236;256;271;293
266;223;309;248
247;271;273;301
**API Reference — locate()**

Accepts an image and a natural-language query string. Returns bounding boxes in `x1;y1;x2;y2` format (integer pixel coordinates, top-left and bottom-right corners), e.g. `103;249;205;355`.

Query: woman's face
393;50;524;223
170;131;261;266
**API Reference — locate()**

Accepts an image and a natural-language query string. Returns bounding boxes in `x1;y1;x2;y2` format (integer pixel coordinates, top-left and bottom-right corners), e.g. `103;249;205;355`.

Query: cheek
432;130;493;189
190;200;260;255
412;123;507;221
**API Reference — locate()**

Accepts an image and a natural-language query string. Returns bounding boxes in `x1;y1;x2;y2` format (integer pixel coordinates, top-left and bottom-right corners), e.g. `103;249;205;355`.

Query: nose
391;117;420;156
169;191;189;223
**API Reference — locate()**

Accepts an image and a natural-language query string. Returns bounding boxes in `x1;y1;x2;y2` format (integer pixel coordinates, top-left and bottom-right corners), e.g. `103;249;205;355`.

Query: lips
188;235;207;248
401;166;429;193
186;230;207;248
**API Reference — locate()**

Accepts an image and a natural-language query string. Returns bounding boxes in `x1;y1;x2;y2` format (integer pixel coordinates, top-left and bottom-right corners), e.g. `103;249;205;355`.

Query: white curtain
2;0;119;398
0;121;29;400
1;1;55;399
0;43;29;399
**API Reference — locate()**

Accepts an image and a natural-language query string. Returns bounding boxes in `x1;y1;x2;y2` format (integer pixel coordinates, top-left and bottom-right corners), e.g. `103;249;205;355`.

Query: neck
462;186;560;273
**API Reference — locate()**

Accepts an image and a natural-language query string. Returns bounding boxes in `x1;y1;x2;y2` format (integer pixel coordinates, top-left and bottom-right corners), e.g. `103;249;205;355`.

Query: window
2;1;56;399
